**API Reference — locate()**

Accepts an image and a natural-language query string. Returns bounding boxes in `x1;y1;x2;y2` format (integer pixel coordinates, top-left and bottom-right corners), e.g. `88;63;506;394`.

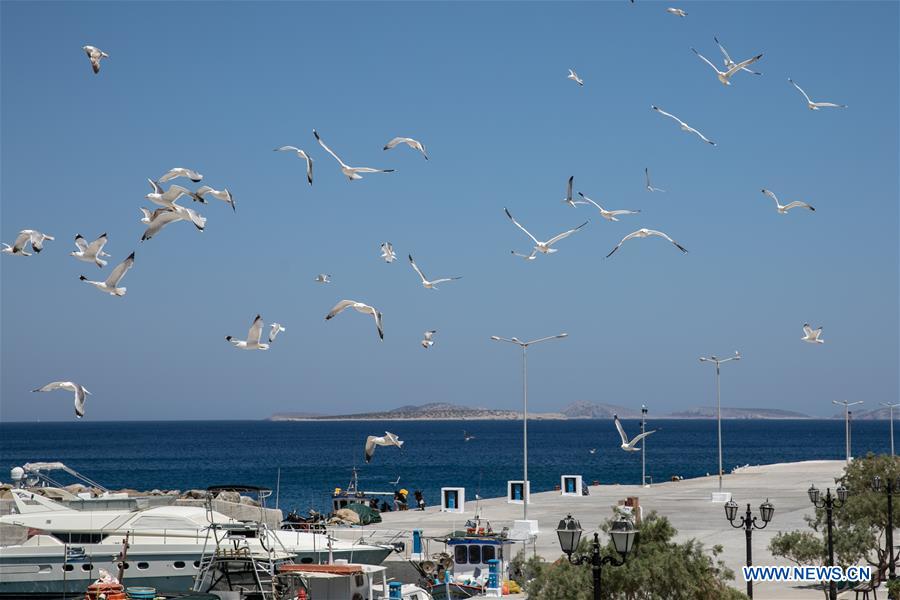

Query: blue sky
1;1;897;421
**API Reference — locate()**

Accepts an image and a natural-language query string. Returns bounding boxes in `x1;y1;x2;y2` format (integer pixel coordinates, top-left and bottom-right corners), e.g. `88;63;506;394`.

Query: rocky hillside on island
560;401;642;419
667;406;811;419
270;402;566;421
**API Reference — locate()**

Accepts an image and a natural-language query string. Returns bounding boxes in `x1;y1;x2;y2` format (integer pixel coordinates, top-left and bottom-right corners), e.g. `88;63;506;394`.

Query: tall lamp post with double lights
872;476;899;581
557;514;638;600
724;498;775;599
808;484;849;600
699;351;741;495
641;404;649;487
832;400;863;464
491;333;567;520
882;402;900;457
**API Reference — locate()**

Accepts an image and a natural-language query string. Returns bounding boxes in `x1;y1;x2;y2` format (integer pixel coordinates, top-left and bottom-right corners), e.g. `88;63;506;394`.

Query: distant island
269;402;814;421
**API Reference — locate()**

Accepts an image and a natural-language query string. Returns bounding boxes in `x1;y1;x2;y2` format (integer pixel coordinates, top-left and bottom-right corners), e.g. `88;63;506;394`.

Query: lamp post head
733;351;741;360
807;484;820;505
556;333;568;339
873;476;882;493
490;336;501;341
699;357;707;362
724;499;738;522
510;337;521;344
556;514;582;557
837;485;849;503
759;499;775;523
610;516;638;557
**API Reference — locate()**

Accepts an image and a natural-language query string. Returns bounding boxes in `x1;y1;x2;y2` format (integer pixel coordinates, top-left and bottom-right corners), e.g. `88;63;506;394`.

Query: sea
0;419;892;514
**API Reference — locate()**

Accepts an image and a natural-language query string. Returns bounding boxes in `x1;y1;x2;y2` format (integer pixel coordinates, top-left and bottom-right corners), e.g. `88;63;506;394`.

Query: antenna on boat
275;467;281;511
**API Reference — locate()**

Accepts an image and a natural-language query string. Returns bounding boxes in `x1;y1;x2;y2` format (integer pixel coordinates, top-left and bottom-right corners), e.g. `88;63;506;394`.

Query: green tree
514;511;747;600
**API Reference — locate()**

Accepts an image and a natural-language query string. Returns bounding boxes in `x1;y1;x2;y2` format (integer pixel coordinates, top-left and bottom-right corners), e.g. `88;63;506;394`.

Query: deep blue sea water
0;419;892;513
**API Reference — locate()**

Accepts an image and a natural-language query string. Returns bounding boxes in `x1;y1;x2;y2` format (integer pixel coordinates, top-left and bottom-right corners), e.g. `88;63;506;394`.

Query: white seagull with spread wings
325;300;384;340
380;242;396;263
576;192;641;222
268;323;286;344
140;206;206;241
71;233;110;268
313;129;395;181
614;415;656;452
274;146;314;185
191;186;235;211
715;36;762;76
606;228;687;258
159;167;203;183
146;179;192;208
645;168;666;192
82;45;108;74
505;208;587;259
691;46;762;86
651;106;716;145
384;137;428;160
408;254;462;289
33;381;91;418
761;189;815;214
421;330;436;349
3;230;54;256
226;314;269;350
788;78;847;110
364;431;404;463
802;324;824;344
79;252;135;296
667;7;687;17
567;69;584;86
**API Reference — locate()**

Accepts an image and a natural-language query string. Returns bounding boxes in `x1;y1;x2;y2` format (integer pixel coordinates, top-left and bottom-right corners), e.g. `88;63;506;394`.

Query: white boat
0;489;392;597
276;562;433;600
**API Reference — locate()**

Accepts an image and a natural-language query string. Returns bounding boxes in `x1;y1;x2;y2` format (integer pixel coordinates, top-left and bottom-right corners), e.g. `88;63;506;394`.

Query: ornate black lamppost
724;499;775;598
808;484;849;600
872;476;899;581
557;514;638;600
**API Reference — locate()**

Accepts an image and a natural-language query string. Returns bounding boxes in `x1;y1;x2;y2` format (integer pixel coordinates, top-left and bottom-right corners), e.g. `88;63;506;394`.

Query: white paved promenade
379;460;856;599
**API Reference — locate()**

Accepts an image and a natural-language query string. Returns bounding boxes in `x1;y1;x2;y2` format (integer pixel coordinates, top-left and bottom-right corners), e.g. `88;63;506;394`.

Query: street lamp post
641;404;648;487
491;333;567;520
808;484;849;600
882;403;900;457
699;351;741;494
724;499;775;599
832;400;863;464
557;514;637;600
872;476;899;581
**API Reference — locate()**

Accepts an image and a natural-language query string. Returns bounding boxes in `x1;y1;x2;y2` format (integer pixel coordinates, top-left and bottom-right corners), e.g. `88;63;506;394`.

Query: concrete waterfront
379;460;850;599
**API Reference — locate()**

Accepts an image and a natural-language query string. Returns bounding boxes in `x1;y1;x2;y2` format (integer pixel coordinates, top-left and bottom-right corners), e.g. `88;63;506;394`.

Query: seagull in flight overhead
691;46;763;86
82;45;108;74
576;192;641;222
2;230;54;256
226;314;269;350
645;168;666;192
146;179;193;208
33;381;91;418
666;7;687;17
158;167;203;183
274;146;314;185
191;186;235;211
314;274;332;284
71;233;110;268
788;78;847;110
715;36;762;76
384;137;428;160
313;129;395;180
614;415;656;452
140;206;206;241
760;189;815;214
567;69;584;86
505;208;587;257
268;323;286;344
802;324;824;344
651;105;716;145
408;254;462;289
380;242;396;263
421;330;436;349
364;431;404;463
606;228;687;258
325;300;384;340
79;252;135;296
562;176;580;207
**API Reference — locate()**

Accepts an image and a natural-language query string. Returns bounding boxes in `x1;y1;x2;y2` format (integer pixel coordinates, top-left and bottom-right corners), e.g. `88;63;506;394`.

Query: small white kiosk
506;480;530;504
560;475;583;496
441;487;465;513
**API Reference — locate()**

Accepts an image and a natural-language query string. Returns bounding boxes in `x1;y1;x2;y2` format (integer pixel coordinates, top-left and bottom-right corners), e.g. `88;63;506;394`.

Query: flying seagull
191;186;235;211
589;448;597;454
82;45;108;74
760;189;815;214
268;323;286;344
421;330;436;349
364;431;404;463
562;176;580;208
33;382;91;418
511;250;538;261
2;230;54;256
614;415;656;451
146;179;192;208
226;314;269;350
384;137;428;160
576;192;641;222
325;300;384;340
313;129;395;181
463;431;476;442
788;78;847;110
71;233;110;268
408;254;462;289
666;7;687;17
314;274;332;284
158;167;203;183
140;205;206;241
274;146;314;185
645;168;666;192
691;47;763;86
802;324;824;344
606;228;687;258
79;252;135;296
380;242;396;263
651;105;716;145
505;207;587;257
567;68;584;87
715;36;762;76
